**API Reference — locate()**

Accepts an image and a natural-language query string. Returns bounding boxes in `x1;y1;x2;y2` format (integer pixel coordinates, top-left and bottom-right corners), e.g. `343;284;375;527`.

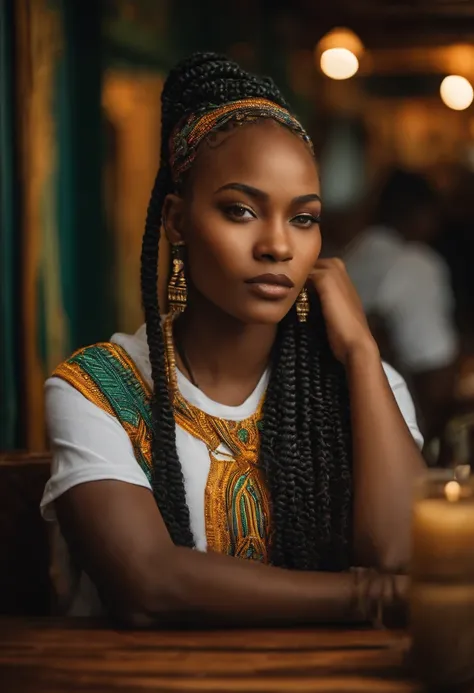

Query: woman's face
164;119;322;324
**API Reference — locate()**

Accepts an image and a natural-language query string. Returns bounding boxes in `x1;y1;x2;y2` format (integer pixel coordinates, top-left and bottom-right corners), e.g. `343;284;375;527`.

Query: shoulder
42;340;154;520
52;338;152;419
382;360;407;392
55;334;149;383
382;362;424;449
54;341;140;395
42;376;153;520
111;324;152;385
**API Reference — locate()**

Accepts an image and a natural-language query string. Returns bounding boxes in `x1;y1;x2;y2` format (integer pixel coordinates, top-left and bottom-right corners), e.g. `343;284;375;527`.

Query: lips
245;273;294;288
245;273;295;301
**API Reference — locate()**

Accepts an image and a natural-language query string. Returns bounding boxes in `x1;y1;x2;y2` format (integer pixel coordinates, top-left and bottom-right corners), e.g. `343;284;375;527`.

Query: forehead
188;119;319;197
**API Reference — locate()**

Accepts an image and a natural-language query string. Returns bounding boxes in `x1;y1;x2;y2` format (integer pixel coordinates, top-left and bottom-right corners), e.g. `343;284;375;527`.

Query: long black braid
140;52;353;570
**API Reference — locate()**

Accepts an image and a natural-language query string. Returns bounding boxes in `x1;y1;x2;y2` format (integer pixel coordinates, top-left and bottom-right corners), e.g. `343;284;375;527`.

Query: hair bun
160;51;288;155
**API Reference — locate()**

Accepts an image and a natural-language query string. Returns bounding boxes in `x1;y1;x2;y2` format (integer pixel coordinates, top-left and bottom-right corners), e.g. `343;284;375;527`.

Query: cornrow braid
141;164;194;548
140;52;353;570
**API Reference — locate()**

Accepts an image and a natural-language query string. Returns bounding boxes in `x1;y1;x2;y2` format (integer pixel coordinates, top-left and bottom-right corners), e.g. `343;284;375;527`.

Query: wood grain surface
0;618;422;692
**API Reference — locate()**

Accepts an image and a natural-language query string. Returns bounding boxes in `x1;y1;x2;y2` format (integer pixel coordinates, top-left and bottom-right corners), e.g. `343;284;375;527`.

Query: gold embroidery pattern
164;316;272;562
53;343;154;482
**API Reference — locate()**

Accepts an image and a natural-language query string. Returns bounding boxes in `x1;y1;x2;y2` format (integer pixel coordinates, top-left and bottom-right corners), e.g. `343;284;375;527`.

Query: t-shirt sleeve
382;362;424;449
377;248;458;372
41;377;152;521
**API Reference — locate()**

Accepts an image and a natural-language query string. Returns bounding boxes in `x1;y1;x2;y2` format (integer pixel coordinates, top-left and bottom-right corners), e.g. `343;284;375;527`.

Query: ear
162;194;185;245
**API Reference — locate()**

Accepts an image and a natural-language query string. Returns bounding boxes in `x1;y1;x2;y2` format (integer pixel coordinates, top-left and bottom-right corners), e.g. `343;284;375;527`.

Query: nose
253;220;293;264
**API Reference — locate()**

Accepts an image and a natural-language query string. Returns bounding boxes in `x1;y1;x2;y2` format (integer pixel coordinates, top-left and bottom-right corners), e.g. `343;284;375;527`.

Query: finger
307;268;327;286
307;271;338;298
309;268;357;304
308;267;344;287
313;257;346;271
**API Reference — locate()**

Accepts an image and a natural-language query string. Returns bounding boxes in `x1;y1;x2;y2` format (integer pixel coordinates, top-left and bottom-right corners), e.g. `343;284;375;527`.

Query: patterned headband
169;97;313;184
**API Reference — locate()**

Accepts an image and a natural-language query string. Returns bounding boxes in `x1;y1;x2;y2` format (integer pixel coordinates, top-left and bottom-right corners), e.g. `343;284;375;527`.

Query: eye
292;213;321;228
224;203;256;221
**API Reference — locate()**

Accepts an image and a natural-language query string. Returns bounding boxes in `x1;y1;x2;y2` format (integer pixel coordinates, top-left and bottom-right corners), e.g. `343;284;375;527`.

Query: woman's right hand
352;568;410;628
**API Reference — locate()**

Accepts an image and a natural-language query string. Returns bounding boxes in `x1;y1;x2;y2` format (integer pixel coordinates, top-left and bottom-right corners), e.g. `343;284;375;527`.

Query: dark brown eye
292;214;321;228
225;204;255;220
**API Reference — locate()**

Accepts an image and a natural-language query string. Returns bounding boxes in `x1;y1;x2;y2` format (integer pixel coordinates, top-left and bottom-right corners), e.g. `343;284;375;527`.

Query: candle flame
445;480;461;502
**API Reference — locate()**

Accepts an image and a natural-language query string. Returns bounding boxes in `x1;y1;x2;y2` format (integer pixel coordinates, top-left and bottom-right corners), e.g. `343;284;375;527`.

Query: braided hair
140;52;353;570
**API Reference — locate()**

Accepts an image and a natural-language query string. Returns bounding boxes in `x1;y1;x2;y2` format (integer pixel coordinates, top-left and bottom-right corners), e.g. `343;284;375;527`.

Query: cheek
185;211;249;283
297;230;322;271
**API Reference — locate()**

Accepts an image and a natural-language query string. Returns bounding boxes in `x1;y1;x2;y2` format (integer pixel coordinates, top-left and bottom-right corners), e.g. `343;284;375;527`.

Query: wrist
350;568;409;626
344;335;380;371
350;567;380;622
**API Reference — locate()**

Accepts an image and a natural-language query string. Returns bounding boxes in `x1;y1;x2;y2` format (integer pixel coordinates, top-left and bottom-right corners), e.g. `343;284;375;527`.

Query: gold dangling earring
167;243;187;316
296;287;310;323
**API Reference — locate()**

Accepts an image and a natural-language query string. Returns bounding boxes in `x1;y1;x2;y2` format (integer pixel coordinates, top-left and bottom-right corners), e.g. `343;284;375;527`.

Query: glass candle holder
410;469;474;689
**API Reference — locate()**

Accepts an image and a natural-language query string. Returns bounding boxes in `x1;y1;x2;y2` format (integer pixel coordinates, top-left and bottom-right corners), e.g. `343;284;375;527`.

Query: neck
174;292;277;406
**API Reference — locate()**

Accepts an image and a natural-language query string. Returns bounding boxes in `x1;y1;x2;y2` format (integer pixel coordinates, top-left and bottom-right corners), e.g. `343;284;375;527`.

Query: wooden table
0;618;423;692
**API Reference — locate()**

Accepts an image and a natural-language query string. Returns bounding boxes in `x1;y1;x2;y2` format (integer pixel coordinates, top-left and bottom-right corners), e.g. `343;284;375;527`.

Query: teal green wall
0;0;20;448
60;0;115;347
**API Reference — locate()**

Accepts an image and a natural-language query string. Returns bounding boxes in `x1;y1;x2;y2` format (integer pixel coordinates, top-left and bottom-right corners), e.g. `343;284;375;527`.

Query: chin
232;300;294;326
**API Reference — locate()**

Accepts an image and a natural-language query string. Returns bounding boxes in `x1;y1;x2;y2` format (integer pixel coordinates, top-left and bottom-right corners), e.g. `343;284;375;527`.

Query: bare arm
347;341;425;570
310;260;426;572
56;480;370;628
47;378;391;628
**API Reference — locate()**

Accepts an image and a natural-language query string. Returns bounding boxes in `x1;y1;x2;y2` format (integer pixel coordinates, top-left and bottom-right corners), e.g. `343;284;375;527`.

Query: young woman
41;53;425;625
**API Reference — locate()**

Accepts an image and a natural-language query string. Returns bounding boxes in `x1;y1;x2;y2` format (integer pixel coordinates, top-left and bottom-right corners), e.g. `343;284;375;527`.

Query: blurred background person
325;169;459;447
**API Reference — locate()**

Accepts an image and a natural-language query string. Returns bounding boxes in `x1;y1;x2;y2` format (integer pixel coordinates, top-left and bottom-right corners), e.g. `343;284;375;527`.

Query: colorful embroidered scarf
169;97;313;184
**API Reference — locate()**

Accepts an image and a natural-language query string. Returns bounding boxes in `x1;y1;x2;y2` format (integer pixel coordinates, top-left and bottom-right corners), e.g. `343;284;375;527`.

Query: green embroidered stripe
68;345;153;429
58;344;154;483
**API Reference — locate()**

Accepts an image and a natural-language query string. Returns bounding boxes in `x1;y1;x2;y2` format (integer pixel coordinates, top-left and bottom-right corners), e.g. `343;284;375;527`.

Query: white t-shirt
344;226;458;373
41;323;423;615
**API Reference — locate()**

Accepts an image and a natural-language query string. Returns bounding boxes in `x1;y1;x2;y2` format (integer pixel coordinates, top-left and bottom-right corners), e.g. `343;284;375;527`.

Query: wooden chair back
0;453;51;614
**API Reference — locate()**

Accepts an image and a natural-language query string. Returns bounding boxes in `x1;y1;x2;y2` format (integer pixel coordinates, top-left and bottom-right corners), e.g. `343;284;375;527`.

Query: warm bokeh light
440;75;474;111
320;48;359;80
317;27;363;81
445;480;461;502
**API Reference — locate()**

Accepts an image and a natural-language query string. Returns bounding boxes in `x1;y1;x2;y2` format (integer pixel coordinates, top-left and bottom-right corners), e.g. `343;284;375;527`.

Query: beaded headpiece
169;97;313;184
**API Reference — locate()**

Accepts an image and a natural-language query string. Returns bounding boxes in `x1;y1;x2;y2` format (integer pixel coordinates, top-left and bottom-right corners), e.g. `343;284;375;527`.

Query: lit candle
410;472;474;688
412;480;474;580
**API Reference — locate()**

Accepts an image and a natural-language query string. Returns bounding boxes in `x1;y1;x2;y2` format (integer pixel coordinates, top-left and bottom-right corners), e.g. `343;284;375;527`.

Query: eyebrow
214;182;321;205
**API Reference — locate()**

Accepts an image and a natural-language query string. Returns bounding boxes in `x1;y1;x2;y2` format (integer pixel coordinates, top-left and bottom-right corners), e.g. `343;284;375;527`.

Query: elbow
354;535;410;573
116;549;195;628
374;552;409;574
376;543;411;574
